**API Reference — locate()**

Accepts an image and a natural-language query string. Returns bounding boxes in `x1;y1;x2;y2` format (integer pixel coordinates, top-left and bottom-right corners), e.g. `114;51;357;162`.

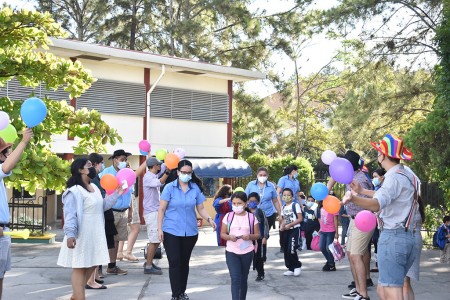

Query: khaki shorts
347;218;374;255
113;210;129;242
144;211;159;244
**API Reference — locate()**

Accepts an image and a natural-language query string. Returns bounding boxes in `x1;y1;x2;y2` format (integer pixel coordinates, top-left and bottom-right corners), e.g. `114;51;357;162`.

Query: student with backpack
303;196;320;250
247;192;269;282
436;216;450;264
221;191;261;300
280;188;303;276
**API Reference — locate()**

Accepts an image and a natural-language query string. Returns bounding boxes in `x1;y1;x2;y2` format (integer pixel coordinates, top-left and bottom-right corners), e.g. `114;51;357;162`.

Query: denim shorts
377;228;416;287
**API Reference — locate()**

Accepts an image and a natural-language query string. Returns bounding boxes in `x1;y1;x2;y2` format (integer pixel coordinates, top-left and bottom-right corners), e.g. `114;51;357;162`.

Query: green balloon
0;124;18;143
155;149;168;161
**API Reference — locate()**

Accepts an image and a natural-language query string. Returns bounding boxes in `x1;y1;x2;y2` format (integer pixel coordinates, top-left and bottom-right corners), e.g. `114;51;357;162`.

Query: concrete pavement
4;224;449;299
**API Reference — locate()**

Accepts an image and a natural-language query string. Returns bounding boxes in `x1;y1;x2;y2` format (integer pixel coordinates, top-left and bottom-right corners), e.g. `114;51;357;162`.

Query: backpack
433;225;447;250
328;241;346;261
226;211;257;252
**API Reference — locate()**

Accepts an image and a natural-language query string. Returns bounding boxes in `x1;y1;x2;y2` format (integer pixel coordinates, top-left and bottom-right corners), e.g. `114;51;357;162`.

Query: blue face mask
372;178;380;187
248;201;258;209
293;172;298;179
179;173;192;183
306;202;314;208
117;161;127;170
101;162;105;172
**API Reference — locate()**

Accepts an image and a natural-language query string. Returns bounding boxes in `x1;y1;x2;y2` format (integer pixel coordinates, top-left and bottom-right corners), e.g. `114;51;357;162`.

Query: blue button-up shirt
99;166;132;210
277;175;301;204
245;180;278;217
160;180;206;237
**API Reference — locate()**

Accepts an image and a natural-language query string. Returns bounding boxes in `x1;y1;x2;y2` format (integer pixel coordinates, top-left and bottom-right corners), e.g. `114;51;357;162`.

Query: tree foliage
0;7;121;194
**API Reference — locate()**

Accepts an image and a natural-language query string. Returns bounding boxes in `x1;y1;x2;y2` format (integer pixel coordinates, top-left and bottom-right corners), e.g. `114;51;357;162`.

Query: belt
350;216;355;219
0;223;10;228
112;208;129;212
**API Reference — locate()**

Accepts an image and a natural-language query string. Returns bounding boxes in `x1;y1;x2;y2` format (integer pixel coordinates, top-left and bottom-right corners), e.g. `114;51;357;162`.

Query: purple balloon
329;158;354;184
0;111;9;130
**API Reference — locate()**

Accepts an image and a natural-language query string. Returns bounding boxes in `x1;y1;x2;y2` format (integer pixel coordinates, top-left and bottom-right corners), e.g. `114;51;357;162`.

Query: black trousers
163;232;198;297
262;214;276;262
284;228;302;271
304;223;320;250
252;239;264;277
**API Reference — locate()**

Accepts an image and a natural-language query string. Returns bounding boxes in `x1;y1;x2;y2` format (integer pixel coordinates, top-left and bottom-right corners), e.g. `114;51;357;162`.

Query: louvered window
0;78;70;101
150;86;229;123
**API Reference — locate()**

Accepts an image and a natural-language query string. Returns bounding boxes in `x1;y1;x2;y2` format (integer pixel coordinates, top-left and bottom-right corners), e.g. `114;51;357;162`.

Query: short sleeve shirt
245;180;278;217
143;171;163;214
277;175;301;201
160;180;206;236
223;212;259;254
282;203;301;228
0;164;12;223
100;166;132;210
346;171;373;216
320;207;338;232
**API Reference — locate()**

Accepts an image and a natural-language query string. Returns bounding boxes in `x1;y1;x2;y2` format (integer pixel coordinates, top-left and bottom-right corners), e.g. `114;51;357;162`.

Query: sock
108;262;116;269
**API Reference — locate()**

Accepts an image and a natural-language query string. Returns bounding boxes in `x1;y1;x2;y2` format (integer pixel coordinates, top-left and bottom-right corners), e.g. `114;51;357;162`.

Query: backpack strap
248;212;255;234
226;212;235;234
395;170;418;231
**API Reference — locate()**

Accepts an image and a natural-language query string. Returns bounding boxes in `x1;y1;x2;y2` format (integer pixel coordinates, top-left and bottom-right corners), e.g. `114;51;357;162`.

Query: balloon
323;195;341;214
165;153;180;169
321;150;337;165
20;97;47;127
0;124;18;143
106;189;114;195
116;168;137;188
355;210;377;232
139;140;151;152
310;182;329;201
100;174;119;191
329;158;354;184
234;187;245;193
155;149;168;161
0;111;9;130
173;148;186;159
140;150;149;156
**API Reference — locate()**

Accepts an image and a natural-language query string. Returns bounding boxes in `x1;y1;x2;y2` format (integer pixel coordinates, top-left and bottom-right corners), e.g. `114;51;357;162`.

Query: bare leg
72;268;87;300
364;250;371;279
146;243;160;267
403;276;414;300
117;241;124;260
350;254;368;297
86;266;102;288
347;251;357;288
125;223;140;261
382;286;404;300
377;285;385;300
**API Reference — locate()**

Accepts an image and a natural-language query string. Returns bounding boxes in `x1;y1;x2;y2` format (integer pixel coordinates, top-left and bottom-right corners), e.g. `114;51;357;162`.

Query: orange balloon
165;153;180;170
323;195;341;214
100;174;119;191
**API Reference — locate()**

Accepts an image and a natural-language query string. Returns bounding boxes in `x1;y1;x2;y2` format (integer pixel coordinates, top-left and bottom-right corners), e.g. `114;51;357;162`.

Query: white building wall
151;70;228;94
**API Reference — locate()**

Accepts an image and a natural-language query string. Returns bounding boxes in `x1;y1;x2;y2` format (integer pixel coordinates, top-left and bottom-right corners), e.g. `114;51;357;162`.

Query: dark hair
231;191;248;203
177;159;203;193
1;147;11;156
299;194;306;200
443;216;450;223
214;184;232;200
88;153;103;165
385;155;400;164
256;166;268;175
373;168;386;177
283;165;298;176
282;188;294;196
66;158;90;191
307;195;315;200
248;192;260;203
418;196;425;223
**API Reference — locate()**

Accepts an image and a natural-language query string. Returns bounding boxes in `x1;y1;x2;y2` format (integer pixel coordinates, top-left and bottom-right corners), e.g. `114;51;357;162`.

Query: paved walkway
4;225;449;299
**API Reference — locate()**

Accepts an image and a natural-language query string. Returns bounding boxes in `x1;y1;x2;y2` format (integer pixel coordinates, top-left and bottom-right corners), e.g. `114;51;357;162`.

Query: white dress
57;185;110;268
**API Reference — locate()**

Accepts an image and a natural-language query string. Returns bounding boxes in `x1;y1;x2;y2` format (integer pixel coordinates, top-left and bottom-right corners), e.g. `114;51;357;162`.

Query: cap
146;157;162;167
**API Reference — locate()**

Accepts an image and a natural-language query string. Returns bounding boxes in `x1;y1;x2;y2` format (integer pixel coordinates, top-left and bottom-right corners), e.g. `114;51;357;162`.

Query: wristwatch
207;217;212;223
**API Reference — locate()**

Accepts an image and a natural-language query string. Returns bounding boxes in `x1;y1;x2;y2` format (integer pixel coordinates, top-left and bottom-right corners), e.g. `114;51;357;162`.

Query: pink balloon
329;158;354;184
355;210;377;232
173;148;186;159
139;140;151;152
116;168;136;188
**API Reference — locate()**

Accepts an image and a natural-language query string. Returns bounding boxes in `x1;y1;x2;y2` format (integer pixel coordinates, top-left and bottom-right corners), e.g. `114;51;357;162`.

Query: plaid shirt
346;171;373;216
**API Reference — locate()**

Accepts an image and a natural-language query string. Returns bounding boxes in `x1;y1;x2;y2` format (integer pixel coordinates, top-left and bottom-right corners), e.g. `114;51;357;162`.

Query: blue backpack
433;225;447;250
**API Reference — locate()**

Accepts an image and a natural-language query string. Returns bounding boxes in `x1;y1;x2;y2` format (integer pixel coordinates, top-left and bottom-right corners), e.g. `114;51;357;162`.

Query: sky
6;0;342;97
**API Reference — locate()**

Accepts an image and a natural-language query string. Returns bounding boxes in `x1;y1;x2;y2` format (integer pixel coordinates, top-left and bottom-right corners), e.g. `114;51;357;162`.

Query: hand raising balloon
22;128;34;144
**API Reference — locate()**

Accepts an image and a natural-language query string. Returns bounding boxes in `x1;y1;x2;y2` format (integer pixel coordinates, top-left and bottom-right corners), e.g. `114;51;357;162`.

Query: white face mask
257;176;268;184
117;161;127;170
232;205;244;214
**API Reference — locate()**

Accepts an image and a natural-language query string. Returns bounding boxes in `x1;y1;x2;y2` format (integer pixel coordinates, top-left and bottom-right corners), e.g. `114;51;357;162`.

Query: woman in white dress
57;158;124;300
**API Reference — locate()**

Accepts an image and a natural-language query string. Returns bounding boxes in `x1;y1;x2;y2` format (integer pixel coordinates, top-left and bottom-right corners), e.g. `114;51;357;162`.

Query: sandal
124;253;139;262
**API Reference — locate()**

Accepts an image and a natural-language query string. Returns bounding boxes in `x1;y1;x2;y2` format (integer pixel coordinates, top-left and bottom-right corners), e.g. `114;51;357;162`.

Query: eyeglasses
179;171;192;175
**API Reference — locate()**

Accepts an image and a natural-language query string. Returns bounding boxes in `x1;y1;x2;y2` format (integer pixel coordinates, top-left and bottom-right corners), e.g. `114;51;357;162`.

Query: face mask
257;176;268;184
87;167;97;179
283;195;293;203
101;162;105;172
179;173;192;183
117;161;127;170
377;154;385;169
372;178;380;187
232;205;244;214
306;202;314;208
248;201;258;210
293;172;298;179
301;199;306;206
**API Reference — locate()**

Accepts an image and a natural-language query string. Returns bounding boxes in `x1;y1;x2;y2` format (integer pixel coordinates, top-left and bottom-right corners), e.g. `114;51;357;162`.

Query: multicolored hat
370;134;412;160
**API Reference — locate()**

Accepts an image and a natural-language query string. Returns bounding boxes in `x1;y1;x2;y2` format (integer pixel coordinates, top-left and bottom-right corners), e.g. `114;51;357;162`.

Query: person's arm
63;191;78;249
134;158;149;178
157;200;168;242
276;186;282;208
196;203;216;230
327;177;336;193
1;128;33;174
103;187;125;211
272;197;282;217
343;191;380;212
350;181;375;197
220;214;237;242
334;214;339;239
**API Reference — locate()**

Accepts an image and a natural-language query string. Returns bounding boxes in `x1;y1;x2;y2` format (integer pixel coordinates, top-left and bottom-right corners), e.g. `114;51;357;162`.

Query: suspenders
395;170;418;232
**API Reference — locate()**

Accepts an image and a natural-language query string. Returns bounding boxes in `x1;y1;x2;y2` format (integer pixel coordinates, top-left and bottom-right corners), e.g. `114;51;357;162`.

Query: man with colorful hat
344;134;417;300
0;128;33;298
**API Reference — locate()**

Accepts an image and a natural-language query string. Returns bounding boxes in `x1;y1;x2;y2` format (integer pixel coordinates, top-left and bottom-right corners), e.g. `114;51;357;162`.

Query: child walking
280;188;303;276
247;192;269;282
221;192;261;300
318;201;339;271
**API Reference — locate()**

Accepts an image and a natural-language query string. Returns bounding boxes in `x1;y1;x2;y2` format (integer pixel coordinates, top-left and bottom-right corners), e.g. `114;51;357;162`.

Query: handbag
328;240;345;261
143;243;163;259
311;231;320;251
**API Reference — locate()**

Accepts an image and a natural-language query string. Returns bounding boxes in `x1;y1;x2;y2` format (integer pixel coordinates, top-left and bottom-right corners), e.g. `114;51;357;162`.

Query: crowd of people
0;132;449;300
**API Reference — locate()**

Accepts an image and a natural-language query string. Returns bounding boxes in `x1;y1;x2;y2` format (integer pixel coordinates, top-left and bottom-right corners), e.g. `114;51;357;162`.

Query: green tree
0;7;121;193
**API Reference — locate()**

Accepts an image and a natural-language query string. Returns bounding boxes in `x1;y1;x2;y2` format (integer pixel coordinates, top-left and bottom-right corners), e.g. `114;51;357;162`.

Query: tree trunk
130;0;138;50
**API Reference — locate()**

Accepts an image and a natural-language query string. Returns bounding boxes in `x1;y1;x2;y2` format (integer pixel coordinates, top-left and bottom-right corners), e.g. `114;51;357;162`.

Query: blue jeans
226;251;254;300
378;228;415;287
341;222;349;245
319;231;335;265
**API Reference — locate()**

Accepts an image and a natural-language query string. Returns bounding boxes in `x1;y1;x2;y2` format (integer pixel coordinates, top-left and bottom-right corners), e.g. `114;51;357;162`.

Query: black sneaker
179;293;189;300
322;264;331;271
348;281;355;289
255;275;264;281
328;264;336;271
342;288;359;299
366;278;374;287
144;266;163;275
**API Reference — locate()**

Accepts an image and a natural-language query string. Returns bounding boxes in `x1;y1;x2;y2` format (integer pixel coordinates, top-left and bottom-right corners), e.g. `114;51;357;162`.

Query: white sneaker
283;270;294;276
294;268;301;276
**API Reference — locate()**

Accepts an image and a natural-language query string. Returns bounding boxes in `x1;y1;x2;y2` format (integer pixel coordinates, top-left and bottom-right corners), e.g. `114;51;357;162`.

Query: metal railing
8;188;47;233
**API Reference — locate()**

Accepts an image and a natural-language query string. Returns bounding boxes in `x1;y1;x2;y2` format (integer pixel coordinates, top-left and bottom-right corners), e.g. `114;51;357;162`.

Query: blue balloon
20;97;47;127
310;182;329;201
140;150;149;156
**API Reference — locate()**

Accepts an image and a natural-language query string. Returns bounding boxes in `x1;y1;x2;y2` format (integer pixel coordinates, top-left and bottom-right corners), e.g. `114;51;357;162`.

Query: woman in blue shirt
158;160;216;300
245;166;281;262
